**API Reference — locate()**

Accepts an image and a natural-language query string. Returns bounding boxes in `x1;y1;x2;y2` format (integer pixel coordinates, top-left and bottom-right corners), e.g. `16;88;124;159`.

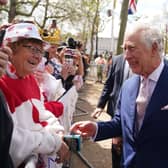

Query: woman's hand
56;141;70;163
0;46;12;77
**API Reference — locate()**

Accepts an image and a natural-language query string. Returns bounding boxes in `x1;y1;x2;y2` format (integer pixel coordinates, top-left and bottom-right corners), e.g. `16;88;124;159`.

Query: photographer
63;37;84;90
42;42;76;90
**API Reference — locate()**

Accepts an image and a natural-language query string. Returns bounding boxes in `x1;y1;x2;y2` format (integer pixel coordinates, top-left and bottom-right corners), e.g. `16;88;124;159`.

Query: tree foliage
0;0;111;57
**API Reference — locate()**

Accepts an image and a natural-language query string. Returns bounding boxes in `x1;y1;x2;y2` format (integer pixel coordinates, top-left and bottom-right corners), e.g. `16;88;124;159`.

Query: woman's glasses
22;45;43;56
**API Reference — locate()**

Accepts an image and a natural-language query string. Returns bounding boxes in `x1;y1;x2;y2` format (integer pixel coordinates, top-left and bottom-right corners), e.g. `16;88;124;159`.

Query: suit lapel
123;75;140;136
131;76;140;137
139;64;168;134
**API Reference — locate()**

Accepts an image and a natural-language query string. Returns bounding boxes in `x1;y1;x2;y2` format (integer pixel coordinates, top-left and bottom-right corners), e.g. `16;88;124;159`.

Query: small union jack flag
128;0;138;15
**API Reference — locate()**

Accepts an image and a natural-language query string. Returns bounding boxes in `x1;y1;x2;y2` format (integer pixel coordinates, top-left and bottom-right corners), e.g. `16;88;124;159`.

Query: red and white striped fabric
128;0;137;14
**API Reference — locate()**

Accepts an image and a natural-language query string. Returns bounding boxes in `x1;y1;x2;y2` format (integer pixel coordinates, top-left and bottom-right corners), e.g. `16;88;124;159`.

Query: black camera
42;29;49;37
64;38;77;65
67;37;77;49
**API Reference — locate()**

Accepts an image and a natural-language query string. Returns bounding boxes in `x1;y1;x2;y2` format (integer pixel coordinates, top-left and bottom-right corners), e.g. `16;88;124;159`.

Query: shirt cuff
91;123;98;141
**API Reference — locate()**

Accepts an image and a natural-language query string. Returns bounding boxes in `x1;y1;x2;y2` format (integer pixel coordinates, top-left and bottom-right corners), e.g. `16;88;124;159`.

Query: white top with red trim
0;63;64;167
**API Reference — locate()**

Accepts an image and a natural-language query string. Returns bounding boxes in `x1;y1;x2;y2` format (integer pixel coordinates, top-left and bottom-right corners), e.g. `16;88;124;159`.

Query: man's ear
151;42;159;55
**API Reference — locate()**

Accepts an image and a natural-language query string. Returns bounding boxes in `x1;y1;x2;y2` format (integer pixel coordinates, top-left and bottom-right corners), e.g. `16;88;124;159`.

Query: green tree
0;0;111;58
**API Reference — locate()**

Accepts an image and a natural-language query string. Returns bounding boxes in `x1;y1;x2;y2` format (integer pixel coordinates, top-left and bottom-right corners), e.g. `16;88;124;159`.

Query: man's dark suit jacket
0;90;14;168
97;55;126;117
95;62;168;168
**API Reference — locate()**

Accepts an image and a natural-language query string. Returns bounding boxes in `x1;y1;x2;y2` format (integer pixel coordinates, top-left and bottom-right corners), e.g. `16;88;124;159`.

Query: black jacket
0;90;14;168
97;55;126;117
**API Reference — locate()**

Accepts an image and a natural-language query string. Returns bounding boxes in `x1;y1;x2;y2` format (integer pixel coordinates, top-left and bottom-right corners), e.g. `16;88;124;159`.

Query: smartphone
64;48;75;65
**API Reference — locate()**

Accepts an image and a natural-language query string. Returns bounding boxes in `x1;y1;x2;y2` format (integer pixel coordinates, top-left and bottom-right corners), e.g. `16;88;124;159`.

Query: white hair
125;21;164;57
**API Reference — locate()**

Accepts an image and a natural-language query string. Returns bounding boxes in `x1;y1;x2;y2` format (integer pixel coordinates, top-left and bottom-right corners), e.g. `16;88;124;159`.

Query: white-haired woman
0;22;69;168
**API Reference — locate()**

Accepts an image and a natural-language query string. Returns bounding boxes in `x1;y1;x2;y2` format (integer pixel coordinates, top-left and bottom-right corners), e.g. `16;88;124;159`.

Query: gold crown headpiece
39;27;61;45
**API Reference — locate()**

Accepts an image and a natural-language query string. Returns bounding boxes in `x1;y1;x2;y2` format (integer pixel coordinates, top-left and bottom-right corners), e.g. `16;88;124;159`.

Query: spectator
41;37;84;91
1;22;69;167
44;42;72;83
95;54;106;83
58;38;84;91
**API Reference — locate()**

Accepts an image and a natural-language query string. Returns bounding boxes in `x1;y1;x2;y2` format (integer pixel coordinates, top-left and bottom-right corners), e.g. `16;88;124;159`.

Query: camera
64;37;78;65
67;37;77;49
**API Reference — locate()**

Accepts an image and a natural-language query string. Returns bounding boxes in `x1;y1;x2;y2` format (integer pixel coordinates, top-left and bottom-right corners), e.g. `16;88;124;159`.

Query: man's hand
70;121;97;139
91;108;103;119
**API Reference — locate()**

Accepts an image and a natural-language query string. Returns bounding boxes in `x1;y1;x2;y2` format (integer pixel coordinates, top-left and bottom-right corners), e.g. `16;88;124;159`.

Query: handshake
63;134;82;152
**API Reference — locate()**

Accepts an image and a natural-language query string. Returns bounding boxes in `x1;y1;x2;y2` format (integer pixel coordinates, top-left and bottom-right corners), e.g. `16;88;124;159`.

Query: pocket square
161;104;168;110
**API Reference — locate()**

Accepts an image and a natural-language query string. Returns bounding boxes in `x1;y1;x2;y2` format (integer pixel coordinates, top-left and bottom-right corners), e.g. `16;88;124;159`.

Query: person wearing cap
41;34;75;86
0;22;70;167
59;38;84;91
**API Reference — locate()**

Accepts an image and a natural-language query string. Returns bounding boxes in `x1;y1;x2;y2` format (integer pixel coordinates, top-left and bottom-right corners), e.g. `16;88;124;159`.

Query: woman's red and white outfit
0;63;64;167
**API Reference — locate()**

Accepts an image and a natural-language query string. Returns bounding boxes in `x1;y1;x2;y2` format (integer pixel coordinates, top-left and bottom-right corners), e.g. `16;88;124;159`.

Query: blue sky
99;0;168;38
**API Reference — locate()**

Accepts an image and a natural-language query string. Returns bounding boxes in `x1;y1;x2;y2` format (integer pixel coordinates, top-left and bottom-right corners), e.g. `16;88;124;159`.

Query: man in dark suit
0;91;14;168
92;54;130;168
70;22;168;168
92;54;128;118
0;45;14;167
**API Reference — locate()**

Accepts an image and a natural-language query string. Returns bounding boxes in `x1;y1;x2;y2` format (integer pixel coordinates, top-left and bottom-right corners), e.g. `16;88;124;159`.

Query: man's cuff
91;123;98;141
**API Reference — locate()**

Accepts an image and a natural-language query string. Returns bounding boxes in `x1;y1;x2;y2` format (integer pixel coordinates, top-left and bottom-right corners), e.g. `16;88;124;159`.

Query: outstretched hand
70;121;97;139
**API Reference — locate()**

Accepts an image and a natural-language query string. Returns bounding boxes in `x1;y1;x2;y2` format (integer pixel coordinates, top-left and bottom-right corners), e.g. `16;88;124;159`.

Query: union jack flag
128;0;138;15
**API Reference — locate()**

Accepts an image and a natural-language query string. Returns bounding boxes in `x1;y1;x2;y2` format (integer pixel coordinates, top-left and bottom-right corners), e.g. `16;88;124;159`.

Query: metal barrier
86;62;107;82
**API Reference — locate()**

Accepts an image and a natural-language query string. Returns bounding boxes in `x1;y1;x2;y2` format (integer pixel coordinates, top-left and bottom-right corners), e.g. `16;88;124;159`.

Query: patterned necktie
136;78;149;130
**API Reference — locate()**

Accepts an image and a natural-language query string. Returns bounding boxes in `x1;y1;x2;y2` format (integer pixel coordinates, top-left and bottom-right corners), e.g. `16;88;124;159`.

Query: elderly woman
0;22;69;167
